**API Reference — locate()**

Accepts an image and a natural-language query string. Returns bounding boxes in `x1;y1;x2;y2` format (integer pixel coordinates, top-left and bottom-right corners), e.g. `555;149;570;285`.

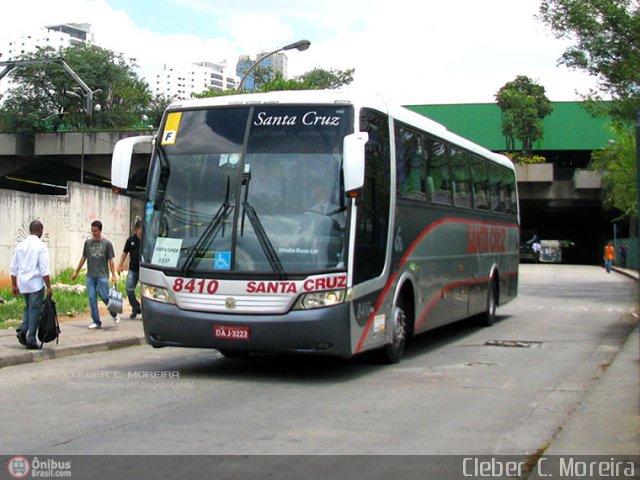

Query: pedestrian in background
71;220;119;328
10;220;53;349
532;240;542;263
618;243;629;269
603;241;616;274
117;219;142;319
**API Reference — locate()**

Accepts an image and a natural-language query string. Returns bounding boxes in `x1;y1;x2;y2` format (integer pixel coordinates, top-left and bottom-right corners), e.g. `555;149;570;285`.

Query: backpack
38;296;61;346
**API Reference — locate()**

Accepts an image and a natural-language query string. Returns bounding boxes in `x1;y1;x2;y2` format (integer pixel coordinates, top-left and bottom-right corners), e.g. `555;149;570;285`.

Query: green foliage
251;64;277;91
259;72;310;92
591;123;638;219
197;67;355;97
0;267;130;328
495;75;553;155
0;44;154;134
538;0;640;123
297;68;355;89
194;88;243;99
503;152;547;165
145;94;173;128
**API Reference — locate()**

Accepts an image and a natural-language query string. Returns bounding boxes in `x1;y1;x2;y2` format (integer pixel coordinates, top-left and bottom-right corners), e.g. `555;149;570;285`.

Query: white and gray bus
111;90;519;363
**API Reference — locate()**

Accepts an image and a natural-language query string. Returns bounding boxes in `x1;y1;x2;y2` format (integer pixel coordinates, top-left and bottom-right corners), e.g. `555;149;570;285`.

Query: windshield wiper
241;200;285;279
181;175;233;276
238;171;285;278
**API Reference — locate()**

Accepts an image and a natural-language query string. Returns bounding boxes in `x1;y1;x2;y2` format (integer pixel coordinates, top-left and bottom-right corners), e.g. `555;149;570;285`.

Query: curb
0;335;146;369
611;267;640;282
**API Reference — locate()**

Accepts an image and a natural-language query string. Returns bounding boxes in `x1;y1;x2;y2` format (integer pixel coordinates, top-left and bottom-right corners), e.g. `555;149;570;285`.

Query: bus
111;90;519;363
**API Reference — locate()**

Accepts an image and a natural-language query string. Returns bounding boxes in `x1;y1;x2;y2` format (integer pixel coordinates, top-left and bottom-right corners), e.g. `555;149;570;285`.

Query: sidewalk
541;325;640;456
611;266;640;281
0;308;146;369
543;266;638;456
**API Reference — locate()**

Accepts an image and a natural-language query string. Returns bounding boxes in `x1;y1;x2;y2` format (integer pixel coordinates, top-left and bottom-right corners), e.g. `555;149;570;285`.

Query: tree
297;68;355;89
0;44;152;134
145;94;173;129
495;76;553;156
591;124;637;219
259;72;309;92
538;0;640;122
196;67;355;98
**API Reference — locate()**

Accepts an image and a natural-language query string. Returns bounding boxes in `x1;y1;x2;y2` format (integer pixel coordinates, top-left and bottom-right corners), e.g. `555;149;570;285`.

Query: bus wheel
219;350;250;359
480;278;498;327
379;300;407;364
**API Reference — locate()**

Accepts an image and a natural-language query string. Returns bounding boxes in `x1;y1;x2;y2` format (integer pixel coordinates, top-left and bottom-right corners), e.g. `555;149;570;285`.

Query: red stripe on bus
415;277;490;331
354;218;518;354
415;271;518;331
354;272;399;353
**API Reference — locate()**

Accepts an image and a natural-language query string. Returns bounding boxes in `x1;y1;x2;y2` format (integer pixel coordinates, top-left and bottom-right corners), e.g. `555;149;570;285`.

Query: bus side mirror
343;132;368;193
111;135;153;193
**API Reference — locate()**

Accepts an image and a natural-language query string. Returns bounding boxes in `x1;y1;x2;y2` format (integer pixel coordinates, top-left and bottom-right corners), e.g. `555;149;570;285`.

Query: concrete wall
0;182;137;287
514;164;554;183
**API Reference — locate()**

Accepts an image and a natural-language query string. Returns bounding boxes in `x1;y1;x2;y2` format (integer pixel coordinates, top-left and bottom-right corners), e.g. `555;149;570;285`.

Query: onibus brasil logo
7;457;30;479
7;456;72;478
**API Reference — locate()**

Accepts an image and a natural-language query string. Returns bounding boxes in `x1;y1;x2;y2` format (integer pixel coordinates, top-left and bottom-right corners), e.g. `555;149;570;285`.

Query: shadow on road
117;314;512;384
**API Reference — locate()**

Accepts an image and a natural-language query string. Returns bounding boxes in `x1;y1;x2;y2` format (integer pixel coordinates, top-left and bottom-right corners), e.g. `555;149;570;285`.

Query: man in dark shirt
118;220;142;318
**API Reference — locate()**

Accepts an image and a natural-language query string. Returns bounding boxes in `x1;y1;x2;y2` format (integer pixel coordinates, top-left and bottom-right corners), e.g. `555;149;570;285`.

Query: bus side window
452;149;472;208
395;123;426;201
426;137;452;205
489;165;505;212
503;169;517;214
471;156;490;210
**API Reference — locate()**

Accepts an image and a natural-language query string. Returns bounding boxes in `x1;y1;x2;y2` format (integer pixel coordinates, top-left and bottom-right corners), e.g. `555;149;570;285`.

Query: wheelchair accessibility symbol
214;251;231;270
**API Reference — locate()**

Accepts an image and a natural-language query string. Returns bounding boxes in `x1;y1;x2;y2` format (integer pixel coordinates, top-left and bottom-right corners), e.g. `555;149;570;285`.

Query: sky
0;0;600;105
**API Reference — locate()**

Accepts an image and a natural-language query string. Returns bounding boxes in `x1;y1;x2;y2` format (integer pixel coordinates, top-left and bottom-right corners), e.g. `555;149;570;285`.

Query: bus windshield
143;105;354;276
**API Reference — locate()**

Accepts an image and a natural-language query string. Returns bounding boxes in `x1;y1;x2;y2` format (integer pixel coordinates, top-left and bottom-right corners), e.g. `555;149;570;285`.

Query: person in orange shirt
603;241;616;273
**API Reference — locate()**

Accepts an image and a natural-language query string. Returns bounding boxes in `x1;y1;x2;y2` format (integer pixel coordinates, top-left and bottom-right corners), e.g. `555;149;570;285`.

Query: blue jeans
86;276;115;325
126;270;141;313
20;288;45;345
604;259;613;273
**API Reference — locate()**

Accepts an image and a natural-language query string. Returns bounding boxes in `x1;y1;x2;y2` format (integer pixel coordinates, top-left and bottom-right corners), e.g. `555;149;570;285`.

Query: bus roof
168;89;513;170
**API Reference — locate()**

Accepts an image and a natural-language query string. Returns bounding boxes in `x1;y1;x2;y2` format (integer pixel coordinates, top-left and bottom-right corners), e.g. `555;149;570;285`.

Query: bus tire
378;298;408;364
219;350;250;359
480;277;498;327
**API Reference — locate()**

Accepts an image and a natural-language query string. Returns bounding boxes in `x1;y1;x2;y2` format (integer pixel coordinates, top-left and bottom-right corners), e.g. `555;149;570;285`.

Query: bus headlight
141;283;175;304
295;289;349;310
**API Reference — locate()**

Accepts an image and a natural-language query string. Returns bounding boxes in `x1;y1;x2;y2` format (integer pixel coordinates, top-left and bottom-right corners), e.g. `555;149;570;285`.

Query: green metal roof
405;102;613;151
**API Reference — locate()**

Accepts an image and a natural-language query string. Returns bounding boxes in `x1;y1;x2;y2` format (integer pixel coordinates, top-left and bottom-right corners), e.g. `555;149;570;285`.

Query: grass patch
0;268;131;329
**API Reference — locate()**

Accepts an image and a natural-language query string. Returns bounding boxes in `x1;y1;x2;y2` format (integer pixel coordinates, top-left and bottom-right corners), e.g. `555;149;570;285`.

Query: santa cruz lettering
253;111;341;127
466;225;507;254
303;275;346;291
247;275;347;294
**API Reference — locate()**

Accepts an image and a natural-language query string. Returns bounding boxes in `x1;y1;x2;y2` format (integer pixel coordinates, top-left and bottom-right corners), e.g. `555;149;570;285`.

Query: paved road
1;265;637;458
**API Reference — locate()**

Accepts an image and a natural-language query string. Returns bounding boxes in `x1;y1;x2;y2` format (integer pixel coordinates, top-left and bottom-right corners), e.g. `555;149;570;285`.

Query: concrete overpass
0;131;151;193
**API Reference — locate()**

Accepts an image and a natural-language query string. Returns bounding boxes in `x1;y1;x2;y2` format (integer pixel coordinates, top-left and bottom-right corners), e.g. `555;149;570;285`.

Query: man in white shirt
10;220;53;349
532;241;542;263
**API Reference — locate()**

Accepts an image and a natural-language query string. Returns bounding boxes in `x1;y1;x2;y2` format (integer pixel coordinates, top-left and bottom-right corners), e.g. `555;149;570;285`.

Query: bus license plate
214;325;250;341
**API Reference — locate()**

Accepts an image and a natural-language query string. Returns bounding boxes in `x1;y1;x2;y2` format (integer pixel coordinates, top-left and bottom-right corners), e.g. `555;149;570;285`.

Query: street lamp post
238;39;311;91
636;110;639;267
65;89;102;184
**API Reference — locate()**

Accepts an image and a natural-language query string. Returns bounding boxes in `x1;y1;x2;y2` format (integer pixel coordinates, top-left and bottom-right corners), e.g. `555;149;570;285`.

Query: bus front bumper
141;300;353;358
